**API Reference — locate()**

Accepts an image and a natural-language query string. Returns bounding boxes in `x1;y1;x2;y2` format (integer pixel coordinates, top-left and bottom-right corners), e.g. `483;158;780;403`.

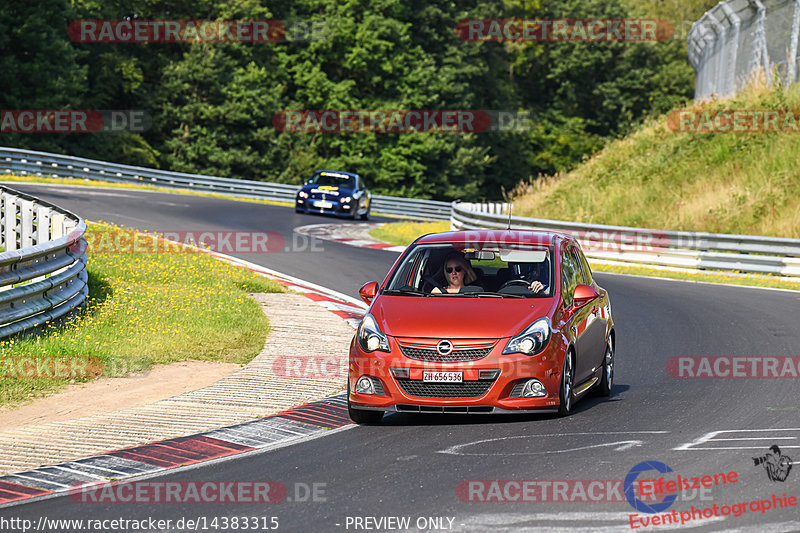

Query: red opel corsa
348;230;615;424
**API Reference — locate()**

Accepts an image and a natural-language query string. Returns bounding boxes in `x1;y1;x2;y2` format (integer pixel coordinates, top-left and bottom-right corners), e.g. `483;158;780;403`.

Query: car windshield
383;242;554;298
308;171;356;189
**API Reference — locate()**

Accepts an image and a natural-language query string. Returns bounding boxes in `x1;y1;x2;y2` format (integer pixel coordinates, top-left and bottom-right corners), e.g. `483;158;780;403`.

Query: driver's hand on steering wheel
528;281;544;293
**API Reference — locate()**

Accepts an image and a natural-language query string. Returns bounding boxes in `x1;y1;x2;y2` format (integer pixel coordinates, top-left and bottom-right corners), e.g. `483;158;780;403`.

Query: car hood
371;295;555;339
300;184;356;196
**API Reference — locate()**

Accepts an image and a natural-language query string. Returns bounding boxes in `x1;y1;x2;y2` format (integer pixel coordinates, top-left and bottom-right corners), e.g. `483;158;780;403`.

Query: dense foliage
0;0;715;200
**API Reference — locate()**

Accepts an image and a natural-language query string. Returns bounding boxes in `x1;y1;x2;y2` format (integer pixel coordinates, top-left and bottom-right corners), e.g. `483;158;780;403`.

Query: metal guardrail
688;0;800;100
0;146;451;220
452;202;800;278
0;186;88;338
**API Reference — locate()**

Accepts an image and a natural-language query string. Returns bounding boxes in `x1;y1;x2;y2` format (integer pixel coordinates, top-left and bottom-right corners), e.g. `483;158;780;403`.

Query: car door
575;246;607;379
561;245;594;384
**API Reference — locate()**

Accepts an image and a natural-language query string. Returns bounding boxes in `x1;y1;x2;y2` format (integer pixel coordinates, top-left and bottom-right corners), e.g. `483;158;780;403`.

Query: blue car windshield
308;172;356;189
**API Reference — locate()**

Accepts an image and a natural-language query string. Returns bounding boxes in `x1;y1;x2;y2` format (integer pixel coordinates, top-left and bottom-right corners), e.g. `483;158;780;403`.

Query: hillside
512;79;800;238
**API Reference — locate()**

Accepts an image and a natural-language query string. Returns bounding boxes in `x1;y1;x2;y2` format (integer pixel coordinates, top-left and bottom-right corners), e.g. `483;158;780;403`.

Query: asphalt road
2;183;799;532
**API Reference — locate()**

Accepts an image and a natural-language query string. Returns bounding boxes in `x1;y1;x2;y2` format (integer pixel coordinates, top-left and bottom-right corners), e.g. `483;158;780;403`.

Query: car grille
399;346;493;363
395;378;494;398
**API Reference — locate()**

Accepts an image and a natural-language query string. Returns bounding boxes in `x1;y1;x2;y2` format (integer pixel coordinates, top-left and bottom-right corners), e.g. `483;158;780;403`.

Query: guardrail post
50;213;65;239
20;199;34;248
4;194;18;252
37;204;51;244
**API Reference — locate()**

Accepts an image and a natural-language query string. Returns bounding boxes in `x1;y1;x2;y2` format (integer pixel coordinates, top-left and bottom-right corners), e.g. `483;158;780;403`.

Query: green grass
368;220;451;246
0;222;286;407
370;221;800;291
511;77;800;238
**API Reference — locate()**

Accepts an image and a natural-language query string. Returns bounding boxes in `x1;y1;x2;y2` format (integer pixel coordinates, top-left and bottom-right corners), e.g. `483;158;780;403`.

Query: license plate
423;371;463;383
314;200;333;208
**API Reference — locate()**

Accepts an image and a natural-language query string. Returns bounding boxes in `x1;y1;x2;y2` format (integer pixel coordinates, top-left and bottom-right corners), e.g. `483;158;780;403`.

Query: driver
510;261;548;294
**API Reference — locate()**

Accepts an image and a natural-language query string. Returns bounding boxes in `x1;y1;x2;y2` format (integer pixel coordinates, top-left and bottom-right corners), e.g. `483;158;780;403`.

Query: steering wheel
499;279;534;290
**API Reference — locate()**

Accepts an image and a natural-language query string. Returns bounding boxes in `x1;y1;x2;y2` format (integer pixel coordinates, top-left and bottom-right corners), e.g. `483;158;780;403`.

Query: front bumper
348;337;563;413
296;197;354;216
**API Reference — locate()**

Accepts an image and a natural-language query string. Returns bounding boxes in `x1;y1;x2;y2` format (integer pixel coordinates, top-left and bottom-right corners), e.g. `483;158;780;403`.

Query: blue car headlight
298;191;309;198
503;317;550;356
340;196;352;203
357;313;390;353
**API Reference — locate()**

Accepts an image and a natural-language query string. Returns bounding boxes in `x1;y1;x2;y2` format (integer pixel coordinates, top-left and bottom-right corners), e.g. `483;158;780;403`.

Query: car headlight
340;196;352;203
503;317;550;356
298;191;309;198
357;313;390;353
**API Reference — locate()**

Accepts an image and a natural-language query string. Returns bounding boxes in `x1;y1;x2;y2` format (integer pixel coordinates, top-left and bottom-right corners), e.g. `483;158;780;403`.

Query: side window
575;247;593;285
560;247;581;305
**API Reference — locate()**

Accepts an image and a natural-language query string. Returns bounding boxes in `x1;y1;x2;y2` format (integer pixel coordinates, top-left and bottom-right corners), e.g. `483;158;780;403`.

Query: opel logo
436;340;453;355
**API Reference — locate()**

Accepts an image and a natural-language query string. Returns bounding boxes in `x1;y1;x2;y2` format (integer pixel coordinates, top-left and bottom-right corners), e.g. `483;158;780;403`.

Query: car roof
312;170;358;178
414;230;567;247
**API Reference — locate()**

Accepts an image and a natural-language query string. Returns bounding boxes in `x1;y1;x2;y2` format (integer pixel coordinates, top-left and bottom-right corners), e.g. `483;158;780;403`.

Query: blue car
295;170;371;220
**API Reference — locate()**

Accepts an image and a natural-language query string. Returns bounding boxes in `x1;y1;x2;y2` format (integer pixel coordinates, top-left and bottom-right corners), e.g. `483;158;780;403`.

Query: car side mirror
572;284;599;310
359;281;379;304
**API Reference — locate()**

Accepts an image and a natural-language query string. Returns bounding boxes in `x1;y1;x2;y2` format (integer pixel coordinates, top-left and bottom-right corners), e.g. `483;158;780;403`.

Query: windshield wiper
382;288;429;297
474;292;526;298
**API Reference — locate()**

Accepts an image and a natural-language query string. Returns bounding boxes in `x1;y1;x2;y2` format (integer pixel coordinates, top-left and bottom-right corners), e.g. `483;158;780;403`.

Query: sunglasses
446;266;463;273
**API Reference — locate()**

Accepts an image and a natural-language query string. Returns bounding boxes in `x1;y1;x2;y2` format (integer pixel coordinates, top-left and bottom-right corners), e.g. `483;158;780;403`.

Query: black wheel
348;401;383;424
557;352;575;417
295;208;303;214
360;206;370;220
596;336;614;397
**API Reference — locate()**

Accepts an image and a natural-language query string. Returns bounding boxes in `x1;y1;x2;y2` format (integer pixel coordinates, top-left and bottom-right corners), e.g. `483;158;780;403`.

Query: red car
347;230;615;423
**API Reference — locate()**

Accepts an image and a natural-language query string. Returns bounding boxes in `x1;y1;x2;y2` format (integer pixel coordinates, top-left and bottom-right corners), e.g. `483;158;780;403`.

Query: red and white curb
0;395;351;506
0;250;365;507
295;223;407;254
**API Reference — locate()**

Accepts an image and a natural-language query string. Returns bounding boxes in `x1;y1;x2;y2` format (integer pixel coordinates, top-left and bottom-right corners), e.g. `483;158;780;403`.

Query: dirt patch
0;360;241;431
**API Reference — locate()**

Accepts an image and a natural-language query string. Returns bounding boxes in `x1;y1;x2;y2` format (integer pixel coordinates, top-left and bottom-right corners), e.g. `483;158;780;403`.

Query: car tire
360;207;370;221
557;352;575;417
596;336;614;397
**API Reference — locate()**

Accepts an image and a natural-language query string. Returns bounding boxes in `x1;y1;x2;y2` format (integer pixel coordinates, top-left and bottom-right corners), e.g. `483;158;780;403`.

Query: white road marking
437;432;668;456
675;428;800;451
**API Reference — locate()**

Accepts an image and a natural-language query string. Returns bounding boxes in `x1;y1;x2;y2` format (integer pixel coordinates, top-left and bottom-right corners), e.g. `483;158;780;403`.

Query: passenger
431;252;479;294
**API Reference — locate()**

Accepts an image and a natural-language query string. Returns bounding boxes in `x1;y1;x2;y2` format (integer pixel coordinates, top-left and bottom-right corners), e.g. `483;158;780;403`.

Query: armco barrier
452;202;800;278
0;186;88;338
0;146;451;220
